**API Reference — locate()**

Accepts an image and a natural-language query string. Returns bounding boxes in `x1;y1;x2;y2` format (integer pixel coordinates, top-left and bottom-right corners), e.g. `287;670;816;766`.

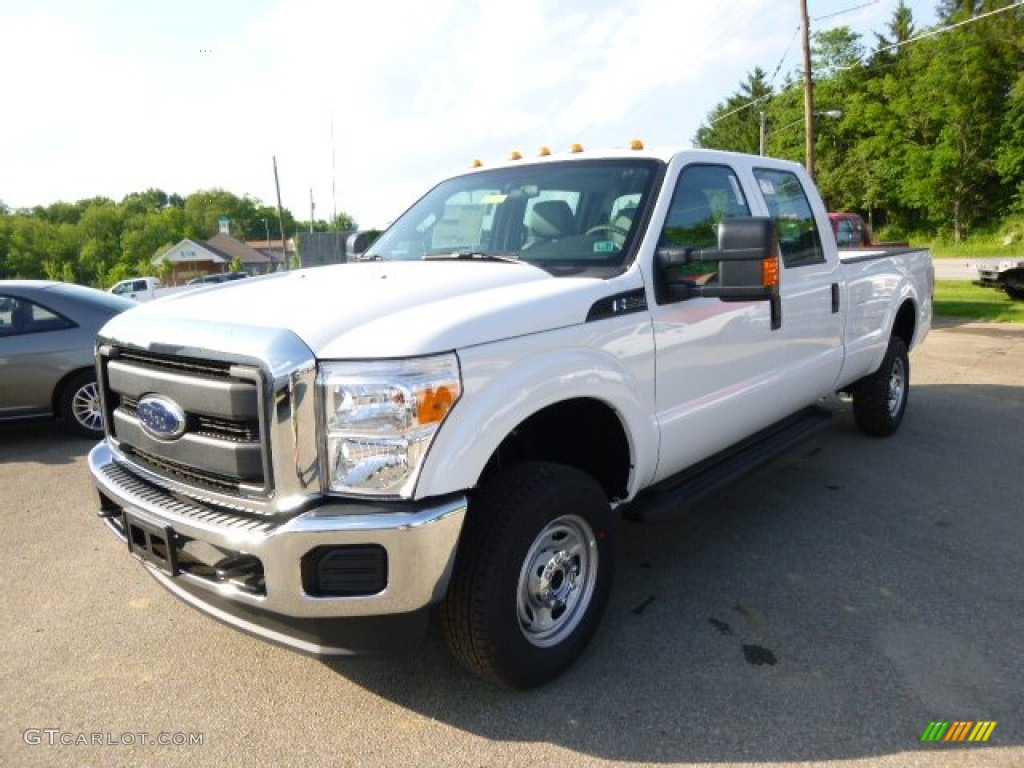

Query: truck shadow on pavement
323;383;1022;763
0;420;96;466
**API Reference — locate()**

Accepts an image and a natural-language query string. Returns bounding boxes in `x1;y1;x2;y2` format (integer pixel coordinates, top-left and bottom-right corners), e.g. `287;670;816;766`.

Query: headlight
319;354;461;497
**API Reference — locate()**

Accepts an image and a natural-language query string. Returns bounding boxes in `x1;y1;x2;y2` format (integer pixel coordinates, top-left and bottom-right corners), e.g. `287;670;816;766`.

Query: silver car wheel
887;356;907;418
517;514;599;648
71;380;103;432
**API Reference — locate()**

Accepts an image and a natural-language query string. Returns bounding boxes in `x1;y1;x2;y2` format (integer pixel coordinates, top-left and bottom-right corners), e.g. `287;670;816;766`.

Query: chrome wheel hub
72;382;103;432
517;515;598;648
888;357;906;417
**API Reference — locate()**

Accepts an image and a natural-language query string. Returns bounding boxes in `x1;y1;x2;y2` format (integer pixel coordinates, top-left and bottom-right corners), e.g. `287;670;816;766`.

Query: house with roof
153;218;281;285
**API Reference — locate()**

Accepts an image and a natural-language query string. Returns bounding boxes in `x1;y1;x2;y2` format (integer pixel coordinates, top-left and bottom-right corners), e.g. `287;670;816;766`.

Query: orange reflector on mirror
762;256;780;287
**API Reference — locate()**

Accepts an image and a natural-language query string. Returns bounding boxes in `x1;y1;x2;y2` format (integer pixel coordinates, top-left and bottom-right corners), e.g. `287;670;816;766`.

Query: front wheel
440;462;614;689
852;336;909;437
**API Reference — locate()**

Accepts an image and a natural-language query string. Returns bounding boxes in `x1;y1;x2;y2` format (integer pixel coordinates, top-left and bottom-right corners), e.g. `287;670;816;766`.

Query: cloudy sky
1;0;937;229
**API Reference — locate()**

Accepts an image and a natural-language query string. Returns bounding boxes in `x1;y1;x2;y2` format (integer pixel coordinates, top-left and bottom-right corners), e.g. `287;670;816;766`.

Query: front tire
852;336;909;437
59;370;104;439
441;462;614;689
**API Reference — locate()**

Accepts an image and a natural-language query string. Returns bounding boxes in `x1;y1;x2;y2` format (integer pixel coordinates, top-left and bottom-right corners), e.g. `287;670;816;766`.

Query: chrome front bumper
89;442;467;655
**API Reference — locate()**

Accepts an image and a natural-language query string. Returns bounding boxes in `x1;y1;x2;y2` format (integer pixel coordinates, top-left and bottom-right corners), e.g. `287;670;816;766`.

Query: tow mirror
656;217;781;328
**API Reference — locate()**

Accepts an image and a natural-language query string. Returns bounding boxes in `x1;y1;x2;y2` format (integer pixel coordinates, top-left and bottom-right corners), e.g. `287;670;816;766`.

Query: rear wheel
1004;272;1024;300
59;370;103;439
441;462;614;688
852;336;909;437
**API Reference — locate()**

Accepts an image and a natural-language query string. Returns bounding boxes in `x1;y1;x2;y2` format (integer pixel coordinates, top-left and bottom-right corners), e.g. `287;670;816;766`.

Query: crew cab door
647;161;788;481
749;166;843;400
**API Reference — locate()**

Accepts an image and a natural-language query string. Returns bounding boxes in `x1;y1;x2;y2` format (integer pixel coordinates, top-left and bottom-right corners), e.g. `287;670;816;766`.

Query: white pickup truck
89;146;933;688
108;276;163;302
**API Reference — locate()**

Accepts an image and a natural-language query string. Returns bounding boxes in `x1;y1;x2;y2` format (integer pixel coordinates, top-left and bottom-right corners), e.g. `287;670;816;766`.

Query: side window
660;164;750;279
836;220;855;247
0;297;74;335
753;168;825;268
0;295;13;335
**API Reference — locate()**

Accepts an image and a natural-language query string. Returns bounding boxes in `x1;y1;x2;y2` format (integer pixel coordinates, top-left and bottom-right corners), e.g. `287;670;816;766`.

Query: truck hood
108;262;612;358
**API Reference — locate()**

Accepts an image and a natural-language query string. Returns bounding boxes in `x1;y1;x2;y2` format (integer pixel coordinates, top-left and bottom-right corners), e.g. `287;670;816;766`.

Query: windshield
365;159;662;276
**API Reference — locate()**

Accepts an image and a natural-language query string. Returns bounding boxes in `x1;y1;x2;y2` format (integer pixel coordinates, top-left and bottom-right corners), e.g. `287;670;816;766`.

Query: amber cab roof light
472;139;646;167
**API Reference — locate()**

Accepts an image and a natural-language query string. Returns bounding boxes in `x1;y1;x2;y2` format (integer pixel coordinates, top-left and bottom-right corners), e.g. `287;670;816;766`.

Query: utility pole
273;155;288;271
800;0;816;178
330;113;338;230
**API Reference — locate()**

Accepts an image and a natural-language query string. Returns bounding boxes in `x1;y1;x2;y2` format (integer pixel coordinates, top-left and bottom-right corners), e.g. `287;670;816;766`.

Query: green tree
3;215;78;280
898;4;1016;240
996;72;1024;212
120;206;186;272
77;201;124;285
694;68;773;153
120;188;171;217
330;211;358;231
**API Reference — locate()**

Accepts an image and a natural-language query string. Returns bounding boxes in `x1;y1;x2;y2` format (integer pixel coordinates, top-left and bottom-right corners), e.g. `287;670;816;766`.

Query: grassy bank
933;280;1024;323
929;243;1024;259
913;215;1024;259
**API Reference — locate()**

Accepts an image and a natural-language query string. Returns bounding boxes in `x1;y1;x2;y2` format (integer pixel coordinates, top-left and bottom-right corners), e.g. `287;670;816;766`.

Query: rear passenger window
753;168;825;268
0;297;74;335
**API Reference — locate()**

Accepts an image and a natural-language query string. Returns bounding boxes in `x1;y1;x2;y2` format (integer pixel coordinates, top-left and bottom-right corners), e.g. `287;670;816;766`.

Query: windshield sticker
480;194;507;205
593;240;617;253
431;205;486;249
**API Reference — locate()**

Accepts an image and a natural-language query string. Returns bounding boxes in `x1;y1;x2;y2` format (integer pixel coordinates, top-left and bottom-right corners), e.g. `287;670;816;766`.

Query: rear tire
59;370;104;439
441;462;614;689
852;336;909;437
1004;274;1024;300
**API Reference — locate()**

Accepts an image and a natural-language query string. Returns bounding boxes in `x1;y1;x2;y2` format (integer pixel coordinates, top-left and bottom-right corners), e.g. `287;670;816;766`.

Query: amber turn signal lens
762;256;780;287
418;386;454;424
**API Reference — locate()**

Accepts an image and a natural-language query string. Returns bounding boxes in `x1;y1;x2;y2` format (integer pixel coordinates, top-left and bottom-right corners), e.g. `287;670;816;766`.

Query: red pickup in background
829;212;909;249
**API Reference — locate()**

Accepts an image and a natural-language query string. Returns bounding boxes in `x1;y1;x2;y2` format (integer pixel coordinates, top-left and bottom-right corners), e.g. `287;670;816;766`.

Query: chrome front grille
119;447;246;494
121;397;260;443
116;349;235;378
100;347;269;498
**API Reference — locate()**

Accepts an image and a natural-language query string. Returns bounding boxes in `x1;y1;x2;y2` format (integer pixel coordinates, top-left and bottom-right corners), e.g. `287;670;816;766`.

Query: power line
834;0;1024;71
706;0;1023;126
708;93;774;125
813;0;881;23
769;26;802;84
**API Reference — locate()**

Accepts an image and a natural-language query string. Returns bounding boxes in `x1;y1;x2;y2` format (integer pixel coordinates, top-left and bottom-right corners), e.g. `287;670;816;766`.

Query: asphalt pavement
1;319;1021;767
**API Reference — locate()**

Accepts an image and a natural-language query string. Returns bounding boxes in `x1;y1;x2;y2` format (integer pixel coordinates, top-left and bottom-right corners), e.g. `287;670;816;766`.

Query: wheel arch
50;365;97;416
480;397;632;502
891;297;917;349
415;348;656;503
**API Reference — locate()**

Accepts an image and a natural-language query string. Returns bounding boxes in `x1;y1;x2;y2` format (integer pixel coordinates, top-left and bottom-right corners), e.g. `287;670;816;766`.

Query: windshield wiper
423;251;522;263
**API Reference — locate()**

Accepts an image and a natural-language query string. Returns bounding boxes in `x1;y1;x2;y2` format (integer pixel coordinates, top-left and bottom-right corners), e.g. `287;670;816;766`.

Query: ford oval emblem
137;395;187;440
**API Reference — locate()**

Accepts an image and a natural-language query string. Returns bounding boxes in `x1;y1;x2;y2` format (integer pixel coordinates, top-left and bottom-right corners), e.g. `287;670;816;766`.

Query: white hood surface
109;262;607;359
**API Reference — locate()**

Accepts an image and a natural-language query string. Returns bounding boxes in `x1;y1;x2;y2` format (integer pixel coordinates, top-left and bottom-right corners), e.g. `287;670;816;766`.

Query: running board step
624;406;833;523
